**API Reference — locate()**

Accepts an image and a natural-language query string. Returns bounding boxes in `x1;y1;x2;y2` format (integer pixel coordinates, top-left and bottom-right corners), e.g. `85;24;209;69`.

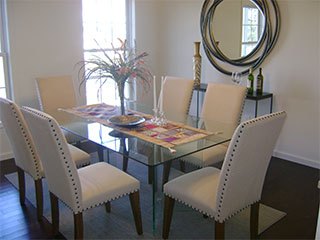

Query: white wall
213;0;242;59
1;0;319;169
135;0;320;168
0;0;84;160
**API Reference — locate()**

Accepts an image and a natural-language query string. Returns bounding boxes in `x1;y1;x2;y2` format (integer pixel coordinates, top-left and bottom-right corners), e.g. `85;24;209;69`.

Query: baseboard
273;150;320;169
0;152;13;161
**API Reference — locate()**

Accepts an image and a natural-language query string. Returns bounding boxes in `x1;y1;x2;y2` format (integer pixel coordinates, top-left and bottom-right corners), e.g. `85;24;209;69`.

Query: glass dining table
56;102;235;236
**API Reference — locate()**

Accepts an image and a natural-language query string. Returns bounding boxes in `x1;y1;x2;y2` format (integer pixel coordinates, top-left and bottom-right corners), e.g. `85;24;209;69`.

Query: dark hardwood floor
0;159;65;240
0;157;319;239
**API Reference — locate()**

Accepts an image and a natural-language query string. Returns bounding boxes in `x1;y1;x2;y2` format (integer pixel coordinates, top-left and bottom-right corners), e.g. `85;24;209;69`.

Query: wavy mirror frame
200;0;280;76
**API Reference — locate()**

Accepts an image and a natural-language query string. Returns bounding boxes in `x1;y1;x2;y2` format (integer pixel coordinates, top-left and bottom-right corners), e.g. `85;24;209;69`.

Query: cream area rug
5;154;286;239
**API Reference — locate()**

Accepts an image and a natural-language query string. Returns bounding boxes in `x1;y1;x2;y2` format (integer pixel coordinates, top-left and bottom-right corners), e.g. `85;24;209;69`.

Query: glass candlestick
151;108;160;124
157;111;167;126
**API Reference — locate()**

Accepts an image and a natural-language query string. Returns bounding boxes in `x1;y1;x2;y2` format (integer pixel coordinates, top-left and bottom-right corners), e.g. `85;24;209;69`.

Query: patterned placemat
60;104;213;148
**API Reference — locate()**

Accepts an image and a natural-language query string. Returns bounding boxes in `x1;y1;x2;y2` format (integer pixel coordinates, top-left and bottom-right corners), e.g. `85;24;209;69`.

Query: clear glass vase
117;81;126;115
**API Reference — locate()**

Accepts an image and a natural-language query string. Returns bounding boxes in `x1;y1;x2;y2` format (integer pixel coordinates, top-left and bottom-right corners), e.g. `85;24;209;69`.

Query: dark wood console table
194;83;273;118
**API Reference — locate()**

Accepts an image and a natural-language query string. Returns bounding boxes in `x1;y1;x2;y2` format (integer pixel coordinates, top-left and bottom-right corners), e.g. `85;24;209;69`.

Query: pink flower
118;68;126;73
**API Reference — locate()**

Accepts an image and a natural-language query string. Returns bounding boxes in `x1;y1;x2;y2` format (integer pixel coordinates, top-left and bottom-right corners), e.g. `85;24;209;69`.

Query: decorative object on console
78;38;152;115
256;67;264;94
231;72;242;85
247;68;254;94
193;41;202;87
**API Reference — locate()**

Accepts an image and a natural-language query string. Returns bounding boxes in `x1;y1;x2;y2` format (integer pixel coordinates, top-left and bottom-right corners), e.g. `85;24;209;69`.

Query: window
81;0;134;105
0;0;11;99
241;6;263;57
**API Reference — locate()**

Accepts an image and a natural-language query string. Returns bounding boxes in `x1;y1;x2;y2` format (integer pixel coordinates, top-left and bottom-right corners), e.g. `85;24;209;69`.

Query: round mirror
212;0;265;59
200;0;280;76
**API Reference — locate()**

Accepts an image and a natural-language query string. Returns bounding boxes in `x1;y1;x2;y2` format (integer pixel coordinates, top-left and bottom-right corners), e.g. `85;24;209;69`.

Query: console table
194;83;273;118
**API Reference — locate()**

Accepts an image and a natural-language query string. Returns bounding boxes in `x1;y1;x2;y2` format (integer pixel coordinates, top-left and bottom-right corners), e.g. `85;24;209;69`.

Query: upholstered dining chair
21;106;143;239
0;97;91;221
35;75;104;161
151;76;195;184
182;82;247;168
134;76;195;184
162;111;286;239
160;76;195;115
35;76;78;125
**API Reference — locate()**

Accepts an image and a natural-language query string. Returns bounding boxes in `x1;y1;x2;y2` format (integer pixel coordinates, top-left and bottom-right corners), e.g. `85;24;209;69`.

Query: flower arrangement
78;38;152;114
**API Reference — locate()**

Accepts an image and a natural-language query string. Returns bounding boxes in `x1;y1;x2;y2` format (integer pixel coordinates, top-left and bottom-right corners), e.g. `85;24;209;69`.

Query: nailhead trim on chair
237;89;248;125
215;111;286;223
22;106;140;215
76;189;140;214
48;118;82;211
164;192;216;219
8;102;42;180
35;80;44;112
186;85;195;114
165;111;286;223
56;188;140;214
181;87;247;169
22;107;83;211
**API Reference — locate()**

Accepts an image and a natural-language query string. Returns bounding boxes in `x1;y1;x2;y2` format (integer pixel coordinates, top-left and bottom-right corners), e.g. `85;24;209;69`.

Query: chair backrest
21;106;82;212
201;83;247;126
35;76;77;124
160;76;194;115
215;111;286;222
0;98;43;180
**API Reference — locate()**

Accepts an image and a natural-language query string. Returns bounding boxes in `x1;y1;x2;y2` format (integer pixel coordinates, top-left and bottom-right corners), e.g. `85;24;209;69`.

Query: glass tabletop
56;101;236;237
57;102;235;167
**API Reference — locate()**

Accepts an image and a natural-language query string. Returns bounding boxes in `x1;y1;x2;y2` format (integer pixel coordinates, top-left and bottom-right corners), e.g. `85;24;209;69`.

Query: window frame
241;5;262;57
0;0;12;100
81;0;135;105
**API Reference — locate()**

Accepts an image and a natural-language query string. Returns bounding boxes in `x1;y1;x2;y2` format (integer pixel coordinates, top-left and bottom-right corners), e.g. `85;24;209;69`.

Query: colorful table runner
61;103;213;149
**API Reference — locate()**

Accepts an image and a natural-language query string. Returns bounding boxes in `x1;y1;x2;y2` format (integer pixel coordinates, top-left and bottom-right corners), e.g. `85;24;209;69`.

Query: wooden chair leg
75;141;81;148
179;160;186;172
74;212;84;239
162;161;172;186
17;167;25;205
122;155;129;172
215;221;225;240
34;179;43;221
129;191;143;235
148;166;153;184
97;146;104;162
49;192;59;236
250;202;260;239
105;201;111;213
162;196;175;239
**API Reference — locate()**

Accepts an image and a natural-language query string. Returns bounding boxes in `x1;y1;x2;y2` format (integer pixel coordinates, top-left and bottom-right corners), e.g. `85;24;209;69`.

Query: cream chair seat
181;144;228;167
162;111;287;239
79;163;140;210
0;98;90;221
183;82;247;168
21;106;142;239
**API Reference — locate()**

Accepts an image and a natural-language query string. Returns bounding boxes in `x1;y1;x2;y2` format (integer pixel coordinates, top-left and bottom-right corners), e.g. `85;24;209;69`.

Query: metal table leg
255;99;258;118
